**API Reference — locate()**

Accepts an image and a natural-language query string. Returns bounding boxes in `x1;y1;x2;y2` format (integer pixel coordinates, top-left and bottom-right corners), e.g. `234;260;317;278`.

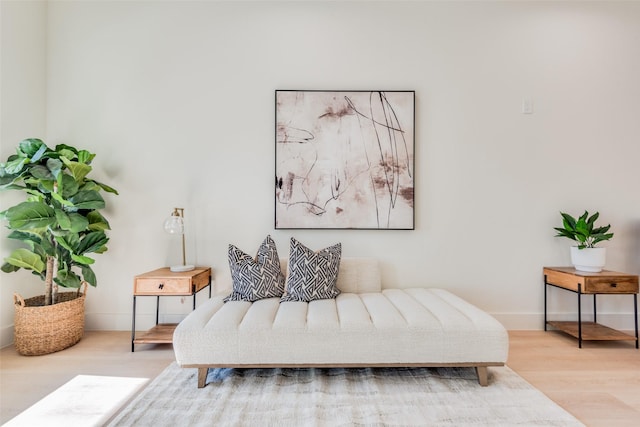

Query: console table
543;267;638;348
131;266;212;352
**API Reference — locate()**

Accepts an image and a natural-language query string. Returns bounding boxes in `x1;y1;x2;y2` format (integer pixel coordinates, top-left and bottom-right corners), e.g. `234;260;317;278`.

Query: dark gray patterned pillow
224;235;285;302
281;238;341;302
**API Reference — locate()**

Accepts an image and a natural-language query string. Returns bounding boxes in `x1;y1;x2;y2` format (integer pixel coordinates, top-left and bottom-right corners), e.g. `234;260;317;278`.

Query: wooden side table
543;266;638;348
131;266;212;352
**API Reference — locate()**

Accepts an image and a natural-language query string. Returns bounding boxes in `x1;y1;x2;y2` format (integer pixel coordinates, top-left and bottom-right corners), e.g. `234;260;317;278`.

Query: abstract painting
275;90;415;229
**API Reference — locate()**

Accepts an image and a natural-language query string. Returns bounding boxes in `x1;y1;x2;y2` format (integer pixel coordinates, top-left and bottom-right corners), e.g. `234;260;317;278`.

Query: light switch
522;98;534;114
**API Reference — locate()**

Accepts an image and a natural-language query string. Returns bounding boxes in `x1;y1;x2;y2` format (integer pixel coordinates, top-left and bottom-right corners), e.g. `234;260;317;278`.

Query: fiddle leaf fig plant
0;138;118;305
553;210;613;249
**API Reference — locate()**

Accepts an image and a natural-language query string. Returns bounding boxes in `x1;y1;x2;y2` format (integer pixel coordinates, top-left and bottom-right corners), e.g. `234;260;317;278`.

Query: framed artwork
275;90;415;229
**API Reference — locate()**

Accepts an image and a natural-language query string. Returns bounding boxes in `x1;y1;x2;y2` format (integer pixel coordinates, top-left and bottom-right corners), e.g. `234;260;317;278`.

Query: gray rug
108;363;584;426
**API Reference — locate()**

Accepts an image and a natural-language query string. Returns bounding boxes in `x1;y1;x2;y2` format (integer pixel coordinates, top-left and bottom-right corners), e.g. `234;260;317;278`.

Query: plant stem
44;256;54;305
52;258;58;304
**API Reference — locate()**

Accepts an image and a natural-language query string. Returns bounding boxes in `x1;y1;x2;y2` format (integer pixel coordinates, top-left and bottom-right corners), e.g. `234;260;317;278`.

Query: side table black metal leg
578;283;582;348
634;293;638;349
155;296;160;325
544;276;548;331
131;296;137;352
593;294;597;324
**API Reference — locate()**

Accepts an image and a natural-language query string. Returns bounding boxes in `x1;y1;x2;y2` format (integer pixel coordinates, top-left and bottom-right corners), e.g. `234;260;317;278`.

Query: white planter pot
570;247;606;272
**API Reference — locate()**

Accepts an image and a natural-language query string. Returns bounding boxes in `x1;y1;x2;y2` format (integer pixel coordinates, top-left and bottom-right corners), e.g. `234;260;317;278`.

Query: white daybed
173;258;509;388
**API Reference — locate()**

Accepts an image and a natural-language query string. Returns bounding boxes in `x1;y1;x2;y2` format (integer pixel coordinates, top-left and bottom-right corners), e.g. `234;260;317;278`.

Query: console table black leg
593;294;597;324
578;283;582;348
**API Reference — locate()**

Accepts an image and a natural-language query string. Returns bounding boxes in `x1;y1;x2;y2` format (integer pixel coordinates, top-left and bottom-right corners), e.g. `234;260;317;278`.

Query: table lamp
164;207;195;272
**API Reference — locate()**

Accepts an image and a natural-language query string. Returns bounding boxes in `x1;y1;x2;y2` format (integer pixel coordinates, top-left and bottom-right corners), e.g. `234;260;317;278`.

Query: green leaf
39;235;55;255
54;144;78;158
77;231;108;254
94;245;108;254
77;150;95;164
55;269;82;288
46;158;63;178
579;210;589;222
61;157;91;182
18;138;45;157
2;157;28;175
553;228;576;240
50;191;74;207
71;254;96;265
59;173;79;199
29;164;54;180
4;201;55;230
592;225;611;235
1;262;21;273
87;210;111;231
0;174;24;190
68;213;89;233
80;265;97;286
36;179;54;193
575;218;589;236
4;248;45;273
71;253;95;265
29;142;48;163
91;179;119;195
560;212;576;230
54;209;71;230
69;190;105;210
592;233;614;245
54;234;74;252
7;230;42;245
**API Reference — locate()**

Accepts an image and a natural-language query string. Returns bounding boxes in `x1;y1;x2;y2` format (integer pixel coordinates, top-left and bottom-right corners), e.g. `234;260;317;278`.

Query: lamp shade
164;215;184;235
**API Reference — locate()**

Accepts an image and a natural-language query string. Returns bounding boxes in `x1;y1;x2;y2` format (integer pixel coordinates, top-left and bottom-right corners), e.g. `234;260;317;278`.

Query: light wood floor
1;330;638;426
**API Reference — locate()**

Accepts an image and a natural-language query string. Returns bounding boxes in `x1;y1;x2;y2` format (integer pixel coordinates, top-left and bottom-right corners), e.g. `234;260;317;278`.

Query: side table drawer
135;278;191;295
192;269;211;293
586;278;638;294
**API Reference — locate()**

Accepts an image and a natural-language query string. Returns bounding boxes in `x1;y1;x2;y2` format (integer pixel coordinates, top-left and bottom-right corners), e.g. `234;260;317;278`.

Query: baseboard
1;324;14;348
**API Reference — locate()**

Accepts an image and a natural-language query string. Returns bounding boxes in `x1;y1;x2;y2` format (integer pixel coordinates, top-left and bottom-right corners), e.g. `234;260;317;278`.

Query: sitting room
1;1;638;425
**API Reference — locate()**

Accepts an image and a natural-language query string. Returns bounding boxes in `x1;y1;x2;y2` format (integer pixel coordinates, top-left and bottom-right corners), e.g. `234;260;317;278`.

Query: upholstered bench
173;257;509;388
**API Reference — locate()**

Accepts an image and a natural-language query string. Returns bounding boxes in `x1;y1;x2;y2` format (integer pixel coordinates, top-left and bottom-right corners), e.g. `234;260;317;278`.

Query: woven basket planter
13;285;87;356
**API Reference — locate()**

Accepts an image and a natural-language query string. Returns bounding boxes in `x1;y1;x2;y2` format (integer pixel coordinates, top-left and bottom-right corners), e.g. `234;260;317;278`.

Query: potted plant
0;138;118;355
553;210;614;272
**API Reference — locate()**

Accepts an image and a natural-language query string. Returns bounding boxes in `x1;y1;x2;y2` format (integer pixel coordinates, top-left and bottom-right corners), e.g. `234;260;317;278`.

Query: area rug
4;375;148;427
108;363;583;426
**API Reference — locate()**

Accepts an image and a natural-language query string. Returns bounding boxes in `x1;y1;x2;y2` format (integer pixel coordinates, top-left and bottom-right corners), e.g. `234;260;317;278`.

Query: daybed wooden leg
475;366;488;386
197;368;208;388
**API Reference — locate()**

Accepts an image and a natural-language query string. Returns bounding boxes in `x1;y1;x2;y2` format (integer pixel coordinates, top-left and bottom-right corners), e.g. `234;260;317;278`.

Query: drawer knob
610;283;617;288
158;283;164;290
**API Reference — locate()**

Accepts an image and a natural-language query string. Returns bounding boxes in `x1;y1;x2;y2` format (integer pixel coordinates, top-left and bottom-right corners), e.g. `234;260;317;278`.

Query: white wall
0;0;48;346
2;1;639;346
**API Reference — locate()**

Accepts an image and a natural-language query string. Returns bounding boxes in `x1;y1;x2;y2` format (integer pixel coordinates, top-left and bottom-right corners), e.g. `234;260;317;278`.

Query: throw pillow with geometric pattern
281;237;342;302
224;235;286;302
